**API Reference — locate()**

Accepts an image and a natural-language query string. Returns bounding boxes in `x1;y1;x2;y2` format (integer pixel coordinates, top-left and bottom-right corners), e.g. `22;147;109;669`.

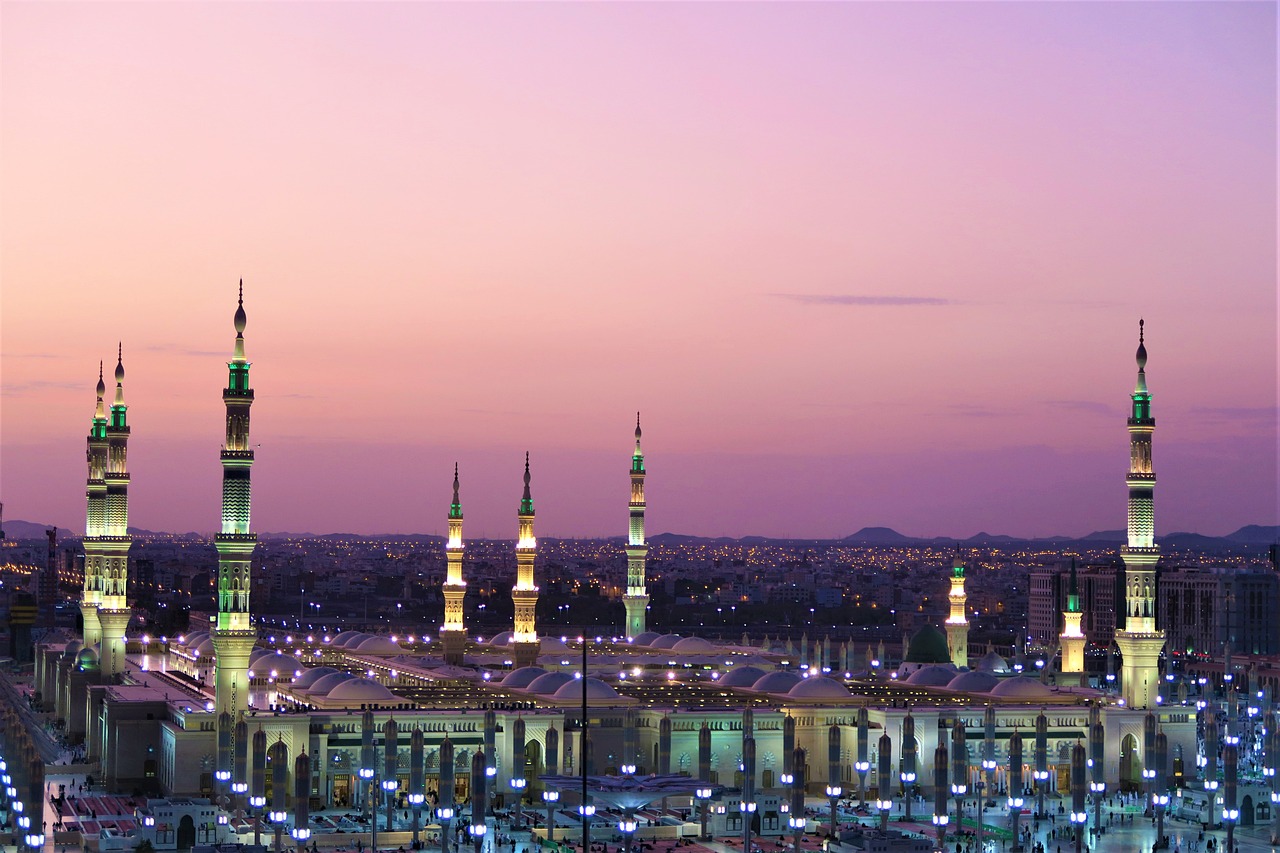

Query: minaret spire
512;453;540;668
441;463;467;665
96;344;133;677
944;546;969;668
1059;558;1087;685
81;362;111;650
211;281;259;719
1114;319;1164;709
623;412;650;638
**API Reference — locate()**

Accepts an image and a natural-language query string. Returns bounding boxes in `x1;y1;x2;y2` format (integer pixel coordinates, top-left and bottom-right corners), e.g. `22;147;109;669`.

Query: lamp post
951;718;968;833
619;817;639;853
1033;713;1048;821
512;717;527;831
934;743;949;853
695;788;713;841
472;750;488;853
877;733;893;833
269;740;289;853
743;737;757;853
216;712;233;825
1007;729;1026;853
1070;742;1086;853
1223;740;1239;853
1265;710;1280;845
385;718;401;835
361;709;377;820
251;727;268;849
1204;712;1219;829
1089;712;1106;839
542;790;560;843
699;722;712;839
440;735;456;853
791;748;808;853
1154;731;1169;849
1143;713;1157;818
856;707;870;806
293;751;313;852
827;725;842;838
901;712;917;822
233;716;249;813
409;728;425;846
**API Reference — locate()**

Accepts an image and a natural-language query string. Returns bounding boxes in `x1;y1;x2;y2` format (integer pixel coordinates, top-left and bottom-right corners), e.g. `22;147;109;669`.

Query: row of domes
499;667;622;700
287;666;398;702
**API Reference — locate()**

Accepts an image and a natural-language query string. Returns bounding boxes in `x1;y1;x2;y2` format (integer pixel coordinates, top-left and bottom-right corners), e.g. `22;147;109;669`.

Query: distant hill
842;527;914;544
1225;525;1280;544
1;519;73;540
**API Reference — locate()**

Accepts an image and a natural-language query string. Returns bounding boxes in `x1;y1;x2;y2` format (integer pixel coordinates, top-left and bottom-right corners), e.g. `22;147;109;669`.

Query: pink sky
2;2;1275;539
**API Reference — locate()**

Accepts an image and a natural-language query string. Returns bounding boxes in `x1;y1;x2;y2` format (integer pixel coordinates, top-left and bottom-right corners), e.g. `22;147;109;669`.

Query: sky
2;2;1276;540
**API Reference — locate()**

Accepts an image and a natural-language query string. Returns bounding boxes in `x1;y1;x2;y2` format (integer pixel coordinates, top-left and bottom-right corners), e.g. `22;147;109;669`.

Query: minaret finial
1136;318;1147;370
96;361;106;399
453;463;460;503
636;411;642;440
114;343;124;382
239;278;244;305
524;452;531;490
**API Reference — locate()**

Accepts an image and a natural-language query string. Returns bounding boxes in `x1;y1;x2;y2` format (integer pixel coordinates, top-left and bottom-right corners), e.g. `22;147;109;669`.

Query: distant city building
1027;562;1121;648
1159;564;1280;657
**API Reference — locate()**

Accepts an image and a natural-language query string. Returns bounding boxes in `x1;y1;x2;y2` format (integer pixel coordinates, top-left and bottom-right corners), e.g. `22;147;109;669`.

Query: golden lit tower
97;345;133;677
1114;320;1165;709
1058;559;1086;686
441;464;467;666
211;282;258;719
622;414;649;639
944;546;969;669
81;362;109;649
512;453;540;669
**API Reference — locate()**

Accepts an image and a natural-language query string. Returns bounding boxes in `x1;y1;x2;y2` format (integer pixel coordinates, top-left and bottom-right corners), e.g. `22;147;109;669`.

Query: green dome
76;646;100;671
906;625;951;664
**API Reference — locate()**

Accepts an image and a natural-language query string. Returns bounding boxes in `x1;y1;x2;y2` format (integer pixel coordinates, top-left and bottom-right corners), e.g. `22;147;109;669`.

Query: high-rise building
512;454;539;668
1114;320;1165;709
211;282;258;719
623;414;649;639
98;345;133;678
944;548;969;669
1159;565;1280;658
441;464;467;665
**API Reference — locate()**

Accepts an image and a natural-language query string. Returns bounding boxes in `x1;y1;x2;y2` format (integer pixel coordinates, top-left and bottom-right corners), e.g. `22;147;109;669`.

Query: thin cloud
1;379;85;396
144;343;225;357
774;294;952;306
1047;400;1116;416
1190;406;1278;422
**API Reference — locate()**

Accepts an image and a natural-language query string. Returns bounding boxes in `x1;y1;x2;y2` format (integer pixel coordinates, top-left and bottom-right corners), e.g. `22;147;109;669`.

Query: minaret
1114;320;1165;709
944;546;969;669
441;464;467;666
97;345;133;677
511;453;540;669
81;362;109;649
211;282;258;719
1059;559;1087;686
622;414;649;639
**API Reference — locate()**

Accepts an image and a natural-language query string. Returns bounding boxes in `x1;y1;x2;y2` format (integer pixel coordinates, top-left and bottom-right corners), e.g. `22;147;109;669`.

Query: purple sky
2;2;1276;539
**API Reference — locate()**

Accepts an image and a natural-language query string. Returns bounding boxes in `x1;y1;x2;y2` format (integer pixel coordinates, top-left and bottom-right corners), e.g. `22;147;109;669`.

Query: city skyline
2;2;1276;539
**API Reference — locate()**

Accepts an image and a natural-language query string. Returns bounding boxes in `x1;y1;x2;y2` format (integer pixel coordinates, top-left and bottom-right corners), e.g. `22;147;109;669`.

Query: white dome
787;677;852;700
751;671;802;693
293;667;341;689
488;631;514;647
539;637;570;653
977;651;1011;674
502;667;547;688
62;640;84;661
355;636;403;655
989;676;1054;699
306;672;357;695
718;666;768;688
331;631;364;646
249;652;304;678
338;633;375;649
632;631;661;646
249;647;276;664
552;677;619;701
650;634;683;650
526;672;574;695
905;664;959;687
193;638;216;658
183;631;211;650
947;670;1000;693
325;678;397;703
672;637;716;653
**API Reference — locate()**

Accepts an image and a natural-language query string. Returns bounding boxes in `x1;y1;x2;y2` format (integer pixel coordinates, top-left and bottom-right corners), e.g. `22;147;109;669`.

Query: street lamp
541;790;559;843
436;806;455;853
825;785;841;839
695;787;713;839
619;818;638;853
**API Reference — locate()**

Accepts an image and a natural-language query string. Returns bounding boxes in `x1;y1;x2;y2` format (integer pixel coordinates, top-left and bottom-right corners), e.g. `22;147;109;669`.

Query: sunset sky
2;2;1275;539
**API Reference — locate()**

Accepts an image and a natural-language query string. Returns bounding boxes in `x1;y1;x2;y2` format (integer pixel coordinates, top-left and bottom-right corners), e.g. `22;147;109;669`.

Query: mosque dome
338;633;375;649
552;677;619;701
193;638;216;659
183;632;211;650
325;678;397;704
787;677;852;700
62;640;84;661
502;667;547;688
672;637;716;653
946;670;1000;694
526;672;575;695
650;634;683;650
632;632;661;647
905;664;958;687
539;637;570;653
355;636;403;655
76;647;100;671
751;671;802;694
305;672;357;695
292;667;341;690
331;631;363;646
905;626;952;664
977;650;1011;674
249;648;276;663
250;652;304;679
487;632;514;647
718;666;768;688
989;676;1053;700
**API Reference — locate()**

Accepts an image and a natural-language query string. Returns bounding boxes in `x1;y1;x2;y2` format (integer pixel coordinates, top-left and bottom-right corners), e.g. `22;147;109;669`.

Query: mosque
33;292;1205;845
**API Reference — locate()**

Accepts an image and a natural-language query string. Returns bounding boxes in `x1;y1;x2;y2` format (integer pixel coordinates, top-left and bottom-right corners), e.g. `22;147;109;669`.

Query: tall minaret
511;453;540;669
1114;320;1165;709
81;362;109;649
944;546;969;669
622;414;649;639
211;282;258;719
97;345;133;677
1058;559;1087;686
441;464;467;666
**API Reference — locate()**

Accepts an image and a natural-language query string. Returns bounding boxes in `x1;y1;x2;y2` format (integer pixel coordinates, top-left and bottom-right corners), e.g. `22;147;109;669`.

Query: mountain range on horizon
2;518;1275;551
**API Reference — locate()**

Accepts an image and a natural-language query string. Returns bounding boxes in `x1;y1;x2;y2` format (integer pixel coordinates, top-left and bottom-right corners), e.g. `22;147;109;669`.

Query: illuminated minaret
97;345;133;678
441;464;467;666
211;282;258;719
1114;320;1164;709
511;453;540;669
81;362;109;649
944;546;969;669
622;414;649;639
1058;559;1086;686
